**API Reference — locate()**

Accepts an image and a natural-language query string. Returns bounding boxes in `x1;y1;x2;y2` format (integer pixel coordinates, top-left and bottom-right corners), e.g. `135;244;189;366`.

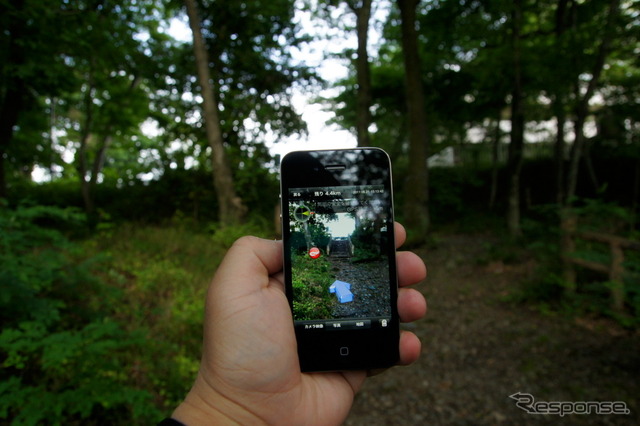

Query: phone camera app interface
288;185;392;331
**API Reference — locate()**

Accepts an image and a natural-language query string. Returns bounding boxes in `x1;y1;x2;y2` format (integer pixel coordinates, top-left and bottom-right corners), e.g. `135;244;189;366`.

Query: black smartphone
280;148;399;372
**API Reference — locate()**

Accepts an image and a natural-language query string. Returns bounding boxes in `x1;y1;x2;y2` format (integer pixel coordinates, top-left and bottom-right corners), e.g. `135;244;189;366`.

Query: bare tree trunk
347;0;373;147
397;0;429;243
185;0;247;225
506;0;524;237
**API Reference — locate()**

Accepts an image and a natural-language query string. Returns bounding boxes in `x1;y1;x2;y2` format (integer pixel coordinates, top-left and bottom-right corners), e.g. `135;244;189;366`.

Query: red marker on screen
309;247;321;259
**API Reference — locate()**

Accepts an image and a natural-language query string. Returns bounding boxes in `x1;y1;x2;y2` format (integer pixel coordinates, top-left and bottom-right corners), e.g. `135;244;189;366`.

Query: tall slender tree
347;0;374;147
565;0;620;204
506;0;525;237
397;0;429;242
185;0;247;225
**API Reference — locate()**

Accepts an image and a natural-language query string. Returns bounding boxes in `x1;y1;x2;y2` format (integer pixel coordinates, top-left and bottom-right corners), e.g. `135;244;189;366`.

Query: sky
166;2;393;158
325;212;357;237
31;3;383;182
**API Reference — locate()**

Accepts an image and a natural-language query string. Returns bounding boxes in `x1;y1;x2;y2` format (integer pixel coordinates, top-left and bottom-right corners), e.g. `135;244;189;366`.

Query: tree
506;0;525;237
172;0;314;224
54;1;169;217
397;0;429;242
0;0;75;198
311;0;375;147
185;0;247;225
564;0;621;204
348;0;374;147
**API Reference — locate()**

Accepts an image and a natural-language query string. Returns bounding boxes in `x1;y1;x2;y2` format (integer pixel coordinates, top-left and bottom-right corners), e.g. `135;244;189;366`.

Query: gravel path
344;233;640;425
328;257;391;318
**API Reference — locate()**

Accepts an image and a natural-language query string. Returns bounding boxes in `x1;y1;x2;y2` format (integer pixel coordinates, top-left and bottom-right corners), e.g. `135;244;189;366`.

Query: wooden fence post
564;230;640;314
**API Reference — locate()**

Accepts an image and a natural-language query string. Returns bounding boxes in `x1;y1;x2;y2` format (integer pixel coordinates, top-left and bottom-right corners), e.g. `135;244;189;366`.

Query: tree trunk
565;0;619;203
88;76;142;192
553;97;566;205
348;0;373;147
0;81;22;199
631;158;639;232
77;68;96;215
0;0;27;199
185;0;247;225
506;0;524;237
397;0;429;243
582;137;600;193
489;117;501;209
561;0;619;296
49;97;58;180
552;0;570;206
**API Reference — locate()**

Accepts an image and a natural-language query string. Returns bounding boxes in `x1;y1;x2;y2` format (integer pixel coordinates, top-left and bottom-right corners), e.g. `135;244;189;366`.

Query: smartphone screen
280;148;399;371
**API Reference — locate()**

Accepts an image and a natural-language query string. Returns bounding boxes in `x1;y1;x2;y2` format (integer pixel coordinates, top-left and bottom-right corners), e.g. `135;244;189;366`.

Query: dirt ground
344;233;640;425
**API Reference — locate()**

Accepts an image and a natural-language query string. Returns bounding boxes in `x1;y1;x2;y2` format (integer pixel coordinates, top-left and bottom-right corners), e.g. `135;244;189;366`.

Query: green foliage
350;220;383;263
291;253;333;320
0;205;161;424
429;167;488;224
289;222;332;254
89;223;218;409
13;166;279;227
0;205;275;424
0;204;88;327
209;219;275;248
504;201;640;329
571;198;634;235
0;321;157;425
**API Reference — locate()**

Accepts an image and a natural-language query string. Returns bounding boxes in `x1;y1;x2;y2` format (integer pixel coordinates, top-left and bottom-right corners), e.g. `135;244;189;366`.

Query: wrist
172;374;268;426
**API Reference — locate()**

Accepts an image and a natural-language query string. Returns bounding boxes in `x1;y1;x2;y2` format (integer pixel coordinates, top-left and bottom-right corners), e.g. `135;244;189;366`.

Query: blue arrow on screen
329;280;353;303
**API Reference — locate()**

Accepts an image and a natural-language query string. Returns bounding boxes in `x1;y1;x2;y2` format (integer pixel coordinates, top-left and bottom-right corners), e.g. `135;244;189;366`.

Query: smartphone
280;148;399;372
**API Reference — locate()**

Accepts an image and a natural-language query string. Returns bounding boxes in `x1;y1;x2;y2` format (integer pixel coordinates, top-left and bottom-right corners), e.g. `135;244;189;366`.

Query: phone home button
339;346;349;356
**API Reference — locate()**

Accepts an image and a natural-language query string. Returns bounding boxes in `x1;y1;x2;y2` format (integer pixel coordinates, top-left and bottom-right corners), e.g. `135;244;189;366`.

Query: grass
77;221;272;419
291;251;334;320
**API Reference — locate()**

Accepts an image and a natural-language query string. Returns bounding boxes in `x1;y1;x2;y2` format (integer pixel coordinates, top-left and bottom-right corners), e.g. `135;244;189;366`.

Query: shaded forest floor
345;233;640;425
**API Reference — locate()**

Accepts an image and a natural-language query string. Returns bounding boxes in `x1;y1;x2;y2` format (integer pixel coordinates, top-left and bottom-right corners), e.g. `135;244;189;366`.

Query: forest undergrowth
1;205;638;424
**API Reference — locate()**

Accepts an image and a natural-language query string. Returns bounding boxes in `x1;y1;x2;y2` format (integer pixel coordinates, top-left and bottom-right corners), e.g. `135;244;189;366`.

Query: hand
172;222;427;425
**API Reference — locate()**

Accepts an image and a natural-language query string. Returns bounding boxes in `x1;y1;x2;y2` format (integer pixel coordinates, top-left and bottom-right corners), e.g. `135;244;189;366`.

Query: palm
204;269;365;425
175;229;425;425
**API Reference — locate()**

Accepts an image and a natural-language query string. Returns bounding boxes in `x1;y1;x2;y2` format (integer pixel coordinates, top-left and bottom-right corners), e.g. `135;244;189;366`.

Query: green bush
209;219;274;248
291;253;333;320
507;201;640;329
350;221;385;263
0;205;161;424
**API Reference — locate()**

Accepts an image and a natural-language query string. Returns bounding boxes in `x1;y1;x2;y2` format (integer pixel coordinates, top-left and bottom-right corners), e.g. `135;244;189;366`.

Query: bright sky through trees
165;2;391;159
325;212;356;237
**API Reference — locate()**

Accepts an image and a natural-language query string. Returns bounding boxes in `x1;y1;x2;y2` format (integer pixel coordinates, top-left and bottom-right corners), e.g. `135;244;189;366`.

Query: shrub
291;253;333;320
0;205;161;424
